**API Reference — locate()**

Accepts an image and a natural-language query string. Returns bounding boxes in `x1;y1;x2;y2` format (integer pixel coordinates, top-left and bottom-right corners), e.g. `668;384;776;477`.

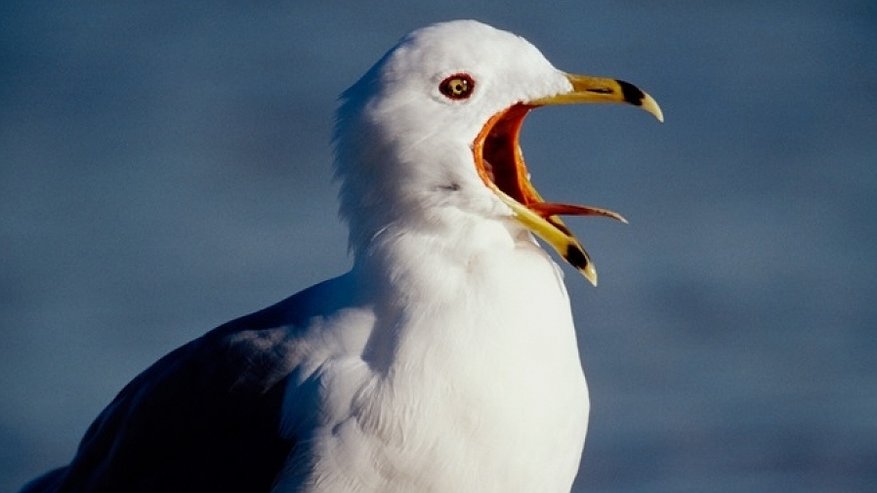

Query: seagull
21;19;662;493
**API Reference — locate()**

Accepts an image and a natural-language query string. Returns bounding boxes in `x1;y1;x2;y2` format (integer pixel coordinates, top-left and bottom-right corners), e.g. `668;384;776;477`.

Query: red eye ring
439;73;475;100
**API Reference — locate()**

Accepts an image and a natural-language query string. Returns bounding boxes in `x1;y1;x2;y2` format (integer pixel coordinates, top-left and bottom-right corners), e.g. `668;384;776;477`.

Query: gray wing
19;283;338;493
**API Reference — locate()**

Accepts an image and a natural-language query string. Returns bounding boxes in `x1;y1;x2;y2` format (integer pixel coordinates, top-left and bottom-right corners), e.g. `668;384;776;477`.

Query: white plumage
21;19;661;493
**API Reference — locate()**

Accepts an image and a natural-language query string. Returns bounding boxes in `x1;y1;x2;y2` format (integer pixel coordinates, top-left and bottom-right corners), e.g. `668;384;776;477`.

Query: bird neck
351;208;522;301
334;147;487;260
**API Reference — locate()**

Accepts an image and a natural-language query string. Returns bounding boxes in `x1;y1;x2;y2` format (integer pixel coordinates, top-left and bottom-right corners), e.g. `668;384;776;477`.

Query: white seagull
22;20;662;493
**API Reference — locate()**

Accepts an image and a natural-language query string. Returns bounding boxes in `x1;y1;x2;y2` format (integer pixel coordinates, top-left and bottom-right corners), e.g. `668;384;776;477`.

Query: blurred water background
2;2;875;492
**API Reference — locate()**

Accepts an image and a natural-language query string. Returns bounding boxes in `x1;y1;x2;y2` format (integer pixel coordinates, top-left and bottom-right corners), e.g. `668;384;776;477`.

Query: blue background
2;2;875;492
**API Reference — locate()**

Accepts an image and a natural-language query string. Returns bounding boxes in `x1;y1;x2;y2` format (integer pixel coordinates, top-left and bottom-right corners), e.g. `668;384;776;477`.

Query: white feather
274;20;588;492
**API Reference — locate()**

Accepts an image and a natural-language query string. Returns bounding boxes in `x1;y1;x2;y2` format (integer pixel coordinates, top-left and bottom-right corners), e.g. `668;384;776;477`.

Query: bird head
334;20;662;285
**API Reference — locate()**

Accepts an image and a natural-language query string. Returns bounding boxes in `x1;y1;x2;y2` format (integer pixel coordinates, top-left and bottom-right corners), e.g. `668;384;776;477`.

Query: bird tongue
527;202;627;223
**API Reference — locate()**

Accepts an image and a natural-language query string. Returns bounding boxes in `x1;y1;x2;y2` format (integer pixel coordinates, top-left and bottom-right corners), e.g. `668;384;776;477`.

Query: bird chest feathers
279;229;590;492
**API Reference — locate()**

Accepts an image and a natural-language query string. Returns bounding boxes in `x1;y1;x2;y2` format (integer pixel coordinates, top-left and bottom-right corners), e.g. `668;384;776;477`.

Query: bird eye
439;73;475;100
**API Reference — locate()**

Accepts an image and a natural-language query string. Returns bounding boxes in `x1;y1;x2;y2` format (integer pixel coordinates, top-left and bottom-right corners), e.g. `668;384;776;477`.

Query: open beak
472;73;663;286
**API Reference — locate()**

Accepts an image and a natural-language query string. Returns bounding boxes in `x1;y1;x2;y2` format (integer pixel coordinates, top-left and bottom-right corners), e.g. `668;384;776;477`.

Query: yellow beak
531;74;664;122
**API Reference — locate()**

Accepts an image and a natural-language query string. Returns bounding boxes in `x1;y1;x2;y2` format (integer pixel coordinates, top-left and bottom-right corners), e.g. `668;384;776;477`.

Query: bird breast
282;226;590;492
